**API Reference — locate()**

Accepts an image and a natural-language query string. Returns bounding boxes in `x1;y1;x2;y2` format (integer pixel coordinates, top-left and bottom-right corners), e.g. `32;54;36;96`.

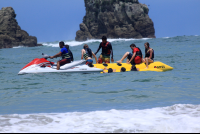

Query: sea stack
0;7;42;49
75;0;155;41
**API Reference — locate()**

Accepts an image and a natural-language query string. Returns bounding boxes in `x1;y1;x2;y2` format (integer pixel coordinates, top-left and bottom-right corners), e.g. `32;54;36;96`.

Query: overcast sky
1;0;200;42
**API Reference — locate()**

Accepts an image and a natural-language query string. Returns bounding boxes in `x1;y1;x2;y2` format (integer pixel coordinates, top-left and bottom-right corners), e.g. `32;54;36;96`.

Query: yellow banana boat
93;61;174;73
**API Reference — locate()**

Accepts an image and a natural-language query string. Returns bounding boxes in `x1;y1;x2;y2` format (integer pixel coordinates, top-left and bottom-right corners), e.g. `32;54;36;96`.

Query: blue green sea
0;35;200;133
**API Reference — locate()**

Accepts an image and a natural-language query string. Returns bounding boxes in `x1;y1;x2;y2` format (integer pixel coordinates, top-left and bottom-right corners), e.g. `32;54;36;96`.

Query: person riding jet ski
50;41;71;70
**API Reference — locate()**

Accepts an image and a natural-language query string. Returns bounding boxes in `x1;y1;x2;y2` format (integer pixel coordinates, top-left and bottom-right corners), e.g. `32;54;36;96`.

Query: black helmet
108;68;113;73
121;67;126;72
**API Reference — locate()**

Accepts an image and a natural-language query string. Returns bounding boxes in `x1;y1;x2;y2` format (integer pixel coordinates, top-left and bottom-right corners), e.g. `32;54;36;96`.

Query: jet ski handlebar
42;53;50;59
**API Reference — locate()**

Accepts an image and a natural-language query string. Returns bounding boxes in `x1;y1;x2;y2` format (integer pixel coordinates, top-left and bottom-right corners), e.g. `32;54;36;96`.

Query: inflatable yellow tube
94;61;173;73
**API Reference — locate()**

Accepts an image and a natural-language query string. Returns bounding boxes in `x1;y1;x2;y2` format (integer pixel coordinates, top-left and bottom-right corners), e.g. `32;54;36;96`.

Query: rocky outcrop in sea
75;0;155;41
0;7;42;49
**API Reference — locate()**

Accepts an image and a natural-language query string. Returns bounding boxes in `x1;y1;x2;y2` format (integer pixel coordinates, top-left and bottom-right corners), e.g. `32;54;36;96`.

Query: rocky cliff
0;7;42;49
75;0;155;41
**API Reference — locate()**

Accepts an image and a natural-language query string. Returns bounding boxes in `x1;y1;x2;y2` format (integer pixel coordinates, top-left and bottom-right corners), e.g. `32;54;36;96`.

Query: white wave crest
41;38;151;48
12;46;24;48
0;104;200;133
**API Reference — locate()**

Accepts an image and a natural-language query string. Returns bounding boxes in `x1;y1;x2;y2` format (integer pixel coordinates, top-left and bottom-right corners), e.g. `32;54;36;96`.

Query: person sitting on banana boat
81;44;98;66
142;42;154;69
116;44;143;65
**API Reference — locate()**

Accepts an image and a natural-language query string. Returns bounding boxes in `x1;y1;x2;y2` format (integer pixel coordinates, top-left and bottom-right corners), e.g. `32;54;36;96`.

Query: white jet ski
18;53;103;75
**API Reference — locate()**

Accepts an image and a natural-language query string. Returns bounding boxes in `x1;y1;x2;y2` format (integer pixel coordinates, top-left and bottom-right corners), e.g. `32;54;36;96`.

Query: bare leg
142;58;146;63
57;61;60;70
117;52;130;63
145;58;154;69
126;59;130;64
145;58;149;69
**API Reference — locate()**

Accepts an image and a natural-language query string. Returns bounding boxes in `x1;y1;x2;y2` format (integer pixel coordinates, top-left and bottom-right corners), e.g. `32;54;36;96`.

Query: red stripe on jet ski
21;58;54;70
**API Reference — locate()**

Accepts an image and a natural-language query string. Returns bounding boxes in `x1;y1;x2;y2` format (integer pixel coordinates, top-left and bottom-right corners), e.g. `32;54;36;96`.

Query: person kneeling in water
103;67;126;73
103;68;116;73
81;44;98;66
50;41;71;70
120;67;126;72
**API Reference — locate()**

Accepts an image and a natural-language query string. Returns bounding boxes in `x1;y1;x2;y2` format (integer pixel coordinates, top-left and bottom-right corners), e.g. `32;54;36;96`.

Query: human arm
50;52;62;59
94;43;102;55
109;44;114;62
92;52;98;64
149;49;153;59
81;49;85;60
128;52;136;64
140;48;143;59
103;67;108;73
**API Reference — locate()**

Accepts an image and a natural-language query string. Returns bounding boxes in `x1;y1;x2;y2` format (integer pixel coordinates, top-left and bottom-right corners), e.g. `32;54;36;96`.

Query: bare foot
144;67;148;69
104;67;108;70
116;60;122;63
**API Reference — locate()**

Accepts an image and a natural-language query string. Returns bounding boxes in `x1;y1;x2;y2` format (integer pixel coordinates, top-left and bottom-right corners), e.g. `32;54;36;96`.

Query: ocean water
0;35;200;133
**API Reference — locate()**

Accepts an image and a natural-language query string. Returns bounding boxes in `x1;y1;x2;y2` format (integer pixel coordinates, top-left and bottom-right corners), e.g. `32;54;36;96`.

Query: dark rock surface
0;7;42;49
75;0;155;41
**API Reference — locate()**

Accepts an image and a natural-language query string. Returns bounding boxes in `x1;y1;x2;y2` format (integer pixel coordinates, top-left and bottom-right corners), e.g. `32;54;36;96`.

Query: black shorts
127;53;135;65
59;58;71;66
128;53;142;65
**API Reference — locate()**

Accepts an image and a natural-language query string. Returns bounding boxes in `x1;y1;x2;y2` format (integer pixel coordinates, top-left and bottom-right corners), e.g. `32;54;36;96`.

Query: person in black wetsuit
95;36;114;64
142;42;154;69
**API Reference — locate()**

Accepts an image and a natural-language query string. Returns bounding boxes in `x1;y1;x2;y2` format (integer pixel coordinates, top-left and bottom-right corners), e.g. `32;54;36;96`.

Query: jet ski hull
18;59;103;75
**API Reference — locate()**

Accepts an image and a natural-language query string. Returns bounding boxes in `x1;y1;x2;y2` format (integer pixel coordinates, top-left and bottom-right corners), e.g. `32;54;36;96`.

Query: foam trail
0;104;200;133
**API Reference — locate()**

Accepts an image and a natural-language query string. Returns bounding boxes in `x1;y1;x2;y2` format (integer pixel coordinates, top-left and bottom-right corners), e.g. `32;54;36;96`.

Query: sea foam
41;38;151;48
0;104;200;133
